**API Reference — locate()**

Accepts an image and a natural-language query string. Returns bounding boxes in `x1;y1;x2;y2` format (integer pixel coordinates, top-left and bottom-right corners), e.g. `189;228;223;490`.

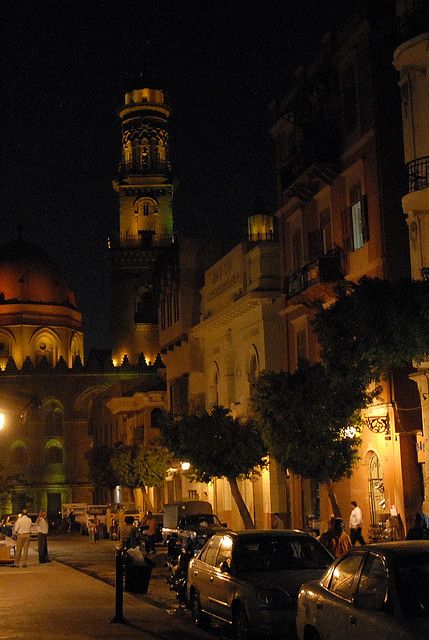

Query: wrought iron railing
407;156;429;193
287;254;342;298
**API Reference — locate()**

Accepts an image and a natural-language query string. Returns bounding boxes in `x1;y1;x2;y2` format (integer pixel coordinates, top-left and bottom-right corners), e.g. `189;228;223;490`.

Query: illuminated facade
393;1;429;511
0;238;162;517
270;6;422;535
110;87;174;366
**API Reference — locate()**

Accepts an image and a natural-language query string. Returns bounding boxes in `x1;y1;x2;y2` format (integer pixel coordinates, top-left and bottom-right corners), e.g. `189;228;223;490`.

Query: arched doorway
367;451;385;526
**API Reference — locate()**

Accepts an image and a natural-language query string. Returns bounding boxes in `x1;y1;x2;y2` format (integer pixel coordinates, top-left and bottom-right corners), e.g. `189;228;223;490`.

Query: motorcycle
166;539;195;606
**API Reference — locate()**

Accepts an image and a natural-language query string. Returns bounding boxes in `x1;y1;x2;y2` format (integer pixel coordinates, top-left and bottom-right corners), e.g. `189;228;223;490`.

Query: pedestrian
68;509;76;533
37;510;49;563
12;508;32;567
142;511;158;553
349;500;366;545
406;513;429;540
304;514;319;537
272;512;285;529
318;517;351;558
122;515;139;549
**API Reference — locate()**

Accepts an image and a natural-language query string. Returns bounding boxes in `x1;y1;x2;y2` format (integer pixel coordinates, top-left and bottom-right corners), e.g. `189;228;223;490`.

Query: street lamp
0;412;5;431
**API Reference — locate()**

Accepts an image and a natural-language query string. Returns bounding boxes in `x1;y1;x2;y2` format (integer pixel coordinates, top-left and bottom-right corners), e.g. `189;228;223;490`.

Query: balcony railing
109;233;174;249
287;254;343;298
407;156;429;193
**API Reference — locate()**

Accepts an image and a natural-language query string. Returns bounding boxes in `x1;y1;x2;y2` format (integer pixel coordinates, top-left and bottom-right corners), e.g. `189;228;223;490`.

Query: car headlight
256;588;294;610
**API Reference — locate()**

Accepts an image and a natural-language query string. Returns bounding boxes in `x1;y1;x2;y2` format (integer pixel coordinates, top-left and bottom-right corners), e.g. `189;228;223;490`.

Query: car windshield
183;514;218;528
235;535;332;573
393;552;429;617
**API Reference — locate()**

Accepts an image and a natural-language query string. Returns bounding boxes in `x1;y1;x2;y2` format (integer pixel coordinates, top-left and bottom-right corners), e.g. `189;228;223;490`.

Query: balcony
407;156;429;193
108;232;175;249
286;254;343;301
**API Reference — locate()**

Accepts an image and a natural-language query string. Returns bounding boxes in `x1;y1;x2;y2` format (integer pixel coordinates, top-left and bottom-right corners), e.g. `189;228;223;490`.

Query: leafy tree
161;406;267;529
313;277;429;383
0;465;20;515
252;362;371;517
86;442;171;511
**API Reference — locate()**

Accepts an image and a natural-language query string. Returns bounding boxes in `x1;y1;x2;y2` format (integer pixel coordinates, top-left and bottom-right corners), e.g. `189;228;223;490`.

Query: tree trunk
227;477;255;529
325;479;342;518
141;486;154;513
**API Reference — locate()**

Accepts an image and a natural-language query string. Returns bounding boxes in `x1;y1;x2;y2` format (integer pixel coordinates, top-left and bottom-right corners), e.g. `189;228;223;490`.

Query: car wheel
190;590;210;629
232;604;253;640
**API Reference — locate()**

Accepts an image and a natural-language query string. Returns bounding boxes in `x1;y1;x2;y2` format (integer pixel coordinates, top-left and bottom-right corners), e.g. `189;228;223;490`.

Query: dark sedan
296;541;429;640
187;529;333;640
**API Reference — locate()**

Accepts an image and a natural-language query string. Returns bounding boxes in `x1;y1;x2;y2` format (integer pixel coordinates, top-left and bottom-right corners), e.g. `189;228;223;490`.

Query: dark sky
1;0;330;352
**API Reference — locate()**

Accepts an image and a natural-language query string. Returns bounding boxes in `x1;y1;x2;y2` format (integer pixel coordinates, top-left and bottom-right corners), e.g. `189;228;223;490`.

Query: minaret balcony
109;233;174;249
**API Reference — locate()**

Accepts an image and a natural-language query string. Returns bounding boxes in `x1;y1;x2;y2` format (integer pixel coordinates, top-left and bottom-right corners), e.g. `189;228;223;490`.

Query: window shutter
341;206;352;250
308;230;323;259
361;194;369;242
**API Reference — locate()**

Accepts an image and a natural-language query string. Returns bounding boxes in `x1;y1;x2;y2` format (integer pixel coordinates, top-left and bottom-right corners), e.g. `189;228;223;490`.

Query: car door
346;552;402;640
191;534;221;613
206;533;235;622
314;553;364;640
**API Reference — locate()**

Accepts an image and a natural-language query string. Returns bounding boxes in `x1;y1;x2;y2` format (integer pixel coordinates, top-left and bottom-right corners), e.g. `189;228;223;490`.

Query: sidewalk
0;540;211;640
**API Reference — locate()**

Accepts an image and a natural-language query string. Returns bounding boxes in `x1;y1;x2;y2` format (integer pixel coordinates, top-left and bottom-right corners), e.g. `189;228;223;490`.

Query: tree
86;442;171;511
110;442;172;511
0;465;20;515
161;406;267;529
313;277;429;383
252;362;371;517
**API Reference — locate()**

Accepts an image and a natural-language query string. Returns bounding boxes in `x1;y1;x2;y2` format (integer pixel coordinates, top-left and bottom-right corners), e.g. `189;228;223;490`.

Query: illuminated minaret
110;87;174;366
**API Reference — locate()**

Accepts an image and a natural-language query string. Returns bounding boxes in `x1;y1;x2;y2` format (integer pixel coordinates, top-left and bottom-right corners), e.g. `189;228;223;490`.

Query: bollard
111;545;127;624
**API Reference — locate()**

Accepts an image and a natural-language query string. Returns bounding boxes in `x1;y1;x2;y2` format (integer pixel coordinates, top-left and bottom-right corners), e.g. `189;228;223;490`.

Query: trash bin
124;548;154;594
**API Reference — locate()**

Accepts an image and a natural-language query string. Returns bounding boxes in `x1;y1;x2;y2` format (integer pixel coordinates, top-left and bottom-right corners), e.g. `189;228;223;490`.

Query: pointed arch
30;327;61;367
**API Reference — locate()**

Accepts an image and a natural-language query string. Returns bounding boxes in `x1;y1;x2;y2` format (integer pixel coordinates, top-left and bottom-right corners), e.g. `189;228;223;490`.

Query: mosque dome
0;240;77;308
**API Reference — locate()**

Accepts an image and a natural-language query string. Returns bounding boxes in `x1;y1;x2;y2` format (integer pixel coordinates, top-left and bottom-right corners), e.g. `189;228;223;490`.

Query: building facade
270;4;422;535
393;0;429;512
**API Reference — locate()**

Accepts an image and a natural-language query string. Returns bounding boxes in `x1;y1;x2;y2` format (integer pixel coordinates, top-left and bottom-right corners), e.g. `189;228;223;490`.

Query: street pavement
0;534;221;640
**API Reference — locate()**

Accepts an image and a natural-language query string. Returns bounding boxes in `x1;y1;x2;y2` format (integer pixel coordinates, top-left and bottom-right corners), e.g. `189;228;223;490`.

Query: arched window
248;350;259;389
124;140;132;167
11;445;27;466
209;364;220;408
0;340;10;370
46;446;63;464
140;138;150;167
44;402;64;436
157;138;166;163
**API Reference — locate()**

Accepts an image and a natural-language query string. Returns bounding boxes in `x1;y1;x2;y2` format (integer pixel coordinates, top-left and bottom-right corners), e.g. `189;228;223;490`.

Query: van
162;500;226;550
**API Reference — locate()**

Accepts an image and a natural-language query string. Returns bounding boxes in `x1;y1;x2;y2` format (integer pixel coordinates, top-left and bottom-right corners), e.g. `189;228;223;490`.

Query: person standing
37;511;49;563
349;501;366;545
272;512;285;529
13;508;32;567
143;511;158;553
319;517;351;558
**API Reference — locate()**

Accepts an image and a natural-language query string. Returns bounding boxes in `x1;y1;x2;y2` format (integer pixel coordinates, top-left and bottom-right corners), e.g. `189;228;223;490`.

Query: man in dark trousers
37;510;49;563
349;501;366;545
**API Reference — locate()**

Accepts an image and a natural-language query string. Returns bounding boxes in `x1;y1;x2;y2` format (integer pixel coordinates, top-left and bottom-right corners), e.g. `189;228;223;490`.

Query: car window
202;535;221;567
394;552;429;617
356;553;387;609
214;535;233;569
329;553;363;600
235;535;332;574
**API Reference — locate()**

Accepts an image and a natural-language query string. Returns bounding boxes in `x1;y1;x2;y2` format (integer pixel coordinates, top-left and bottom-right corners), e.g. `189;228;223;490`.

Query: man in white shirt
37;511;49;563
349;500;366;545
13;508;32;567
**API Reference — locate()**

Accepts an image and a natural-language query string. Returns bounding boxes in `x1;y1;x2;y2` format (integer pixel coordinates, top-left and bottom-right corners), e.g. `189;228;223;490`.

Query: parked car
187;529;333;639
1;513;38;538
296;541;429;640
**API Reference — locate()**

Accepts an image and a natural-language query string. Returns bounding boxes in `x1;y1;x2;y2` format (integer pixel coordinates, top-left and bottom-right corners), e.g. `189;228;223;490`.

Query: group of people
309;501;366;558
12;508;49;567
121;510;158;553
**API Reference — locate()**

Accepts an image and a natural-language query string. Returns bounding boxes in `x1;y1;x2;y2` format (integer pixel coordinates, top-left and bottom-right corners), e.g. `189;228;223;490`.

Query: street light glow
0;413;5;431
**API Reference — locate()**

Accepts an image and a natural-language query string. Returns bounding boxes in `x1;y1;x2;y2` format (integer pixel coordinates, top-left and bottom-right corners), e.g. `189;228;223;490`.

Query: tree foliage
253;362;365;485
86;442;171;491
161;406;267;528
313;277;429;383
0;465;20;514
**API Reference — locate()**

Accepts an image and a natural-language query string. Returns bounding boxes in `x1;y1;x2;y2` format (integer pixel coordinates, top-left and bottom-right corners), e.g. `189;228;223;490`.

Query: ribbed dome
0;240;77;308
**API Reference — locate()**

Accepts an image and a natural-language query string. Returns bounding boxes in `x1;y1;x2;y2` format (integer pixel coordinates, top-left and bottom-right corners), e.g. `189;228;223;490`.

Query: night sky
1;0;331;351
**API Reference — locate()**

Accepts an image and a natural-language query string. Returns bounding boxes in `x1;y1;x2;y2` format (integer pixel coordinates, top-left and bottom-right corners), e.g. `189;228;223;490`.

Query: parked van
162;500;226;550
